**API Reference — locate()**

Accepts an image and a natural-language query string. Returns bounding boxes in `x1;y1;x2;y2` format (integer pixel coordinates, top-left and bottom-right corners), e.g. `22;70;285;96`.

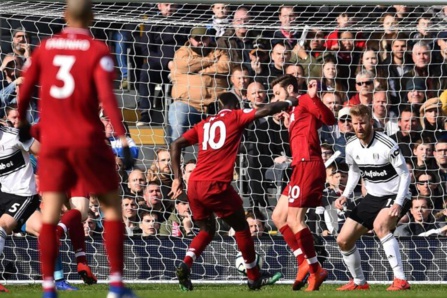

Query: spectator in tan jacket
168;26;230;143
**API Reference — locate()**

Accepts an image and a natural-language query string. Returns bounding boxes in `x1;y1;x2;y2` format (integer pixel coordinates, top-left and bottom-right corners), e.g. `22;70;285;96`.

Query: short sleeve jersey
183;108;256;182
345;131;406;197
0;126;36;196
18;27;125;148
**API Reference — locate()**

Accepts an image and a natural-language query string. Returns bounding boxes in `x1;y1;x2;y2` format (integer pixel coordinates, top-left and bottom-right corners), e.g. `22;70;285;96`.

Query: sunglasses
339;118;351;123
356;81;373;86
417;180;432;185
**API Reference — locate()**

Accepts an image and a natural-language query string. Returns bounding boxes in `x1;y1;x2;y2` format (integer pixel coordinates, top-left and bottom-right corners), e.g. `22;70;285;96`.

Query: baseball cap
250;41;269;55
176;193;189;203
406;78;425;91
437;32;447;40
420;97;442;113
190;27;214;38
338;107;351;120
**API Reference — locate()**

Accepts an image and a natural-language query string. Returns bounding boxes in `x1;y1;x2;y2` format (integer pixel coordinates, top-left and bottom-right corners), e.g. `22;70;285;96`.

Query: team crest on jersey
100;56;114;72
373;153;379;160
392;149;400;158
355;155;360;160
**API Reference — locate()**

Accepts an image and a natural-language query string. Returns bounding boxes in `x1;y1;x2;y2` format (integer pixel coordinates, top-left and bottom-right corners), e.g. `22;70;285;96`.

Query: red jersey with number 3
18;28;125;149
183;108;256;183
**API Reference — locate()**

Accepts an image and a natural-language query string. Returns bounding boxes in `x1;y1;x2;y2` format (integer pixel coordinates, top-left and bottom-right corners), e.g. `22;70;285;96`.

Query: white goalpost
0;0;446;285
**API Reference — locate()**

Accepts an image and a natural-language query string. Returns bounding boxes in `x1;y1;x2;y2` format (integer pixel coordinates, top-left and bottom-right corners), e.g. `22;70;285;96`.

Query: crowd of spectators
2;3;447;239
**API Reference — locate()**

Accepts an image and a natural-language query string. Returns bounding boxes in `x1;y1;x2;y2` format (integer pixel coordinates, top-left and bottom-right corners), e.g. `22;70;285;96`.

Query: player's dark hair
271;74;299;93
218;92;240;110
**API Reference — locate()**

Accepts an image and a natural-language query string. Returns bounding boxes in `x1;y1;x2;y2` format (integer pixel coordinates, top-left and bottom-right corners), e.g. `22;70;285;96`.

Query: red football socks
39;223;58;290
57;209;87;264
295;228;319;273
103;220;124;287
184;230;213;268
235;229;260;281
280;225;304;265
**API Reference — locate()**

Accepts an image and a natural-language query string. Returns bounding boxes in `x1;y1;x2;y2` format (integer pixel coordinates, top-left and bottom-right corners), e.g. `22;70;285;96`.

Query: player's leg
0;193;40;293
24;210;78;291
272;193;306;290
177;216;215;291
217;184;282;290
288;206;327;291
336;218;369;290
64;195;97;284
71;145;136;297
97;190;136;298
222;208;260;282
374;207;409;291
40;192;66;295
286;162;327;291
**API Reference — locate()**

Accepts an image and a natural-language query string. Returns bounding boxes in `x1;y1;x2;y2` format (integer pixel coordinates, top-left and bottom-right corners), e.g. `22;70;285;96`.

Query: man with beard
334;104;411;291
169;26;230;143
147;148;173;199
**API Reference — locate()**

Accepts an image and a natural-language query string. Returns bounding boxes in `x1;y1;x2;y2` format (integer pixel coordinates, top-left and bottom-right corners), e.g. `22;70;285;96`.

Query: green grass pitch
4;283;447;298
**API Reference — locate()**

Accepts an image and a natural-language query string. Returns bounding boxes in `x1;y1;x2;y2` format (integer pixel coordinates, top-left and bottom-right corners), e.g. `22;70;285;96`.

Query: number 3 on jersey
202;121;226;150
50;55;75;99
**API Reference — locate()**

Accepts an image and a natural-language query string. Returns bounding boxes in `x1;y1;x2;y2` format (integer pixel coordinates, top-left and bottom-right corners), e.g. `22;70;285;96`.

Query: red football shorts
282;160;326;208
38;145;119;195
68;179;89;198
187;180;243;221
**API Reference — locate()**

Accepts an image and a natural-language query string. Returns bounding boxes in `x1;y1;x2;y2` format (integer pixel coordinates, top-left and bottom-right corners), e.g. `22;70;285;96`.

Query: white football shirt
345;131;406;197
0;126;37;196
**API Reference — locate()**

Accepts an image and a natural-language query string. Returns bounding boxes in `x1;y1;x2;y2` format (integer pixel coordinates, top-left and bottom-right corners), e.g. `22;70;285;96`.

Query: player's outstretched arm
254;97;298;119
169;136;190;199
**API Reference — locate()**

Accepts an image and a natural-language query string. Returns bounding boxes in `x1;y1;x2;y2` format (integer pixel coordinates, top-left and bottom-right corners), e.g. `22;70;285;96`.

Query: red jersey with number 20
183;108;256;183
18;28;125;149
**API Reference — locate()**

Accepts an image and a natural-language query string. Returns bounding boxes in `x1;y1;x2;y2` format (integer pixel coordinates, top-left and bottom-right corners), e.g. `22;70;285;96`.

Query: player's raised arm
254;96;299;119
301;80;337;126
17;52;40;122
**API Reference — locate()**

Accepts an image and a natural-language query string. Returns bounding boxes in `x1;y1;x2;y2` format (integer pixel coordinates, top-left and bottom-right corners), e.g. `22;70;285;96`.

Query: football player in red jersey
270;75;336;291
17;1;135;297
170;92;299;291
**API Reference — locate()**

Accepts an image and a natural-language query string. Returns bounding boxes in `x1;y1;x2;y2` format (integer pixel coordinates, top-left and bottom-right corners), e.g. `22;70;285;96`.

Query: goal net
1;0;447;284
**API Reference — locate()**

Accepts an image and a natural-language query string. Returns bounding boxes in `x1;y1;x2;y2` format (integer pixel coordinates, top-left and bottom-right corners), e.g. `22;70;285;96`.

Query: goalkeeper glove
18;121;32;143
122;145;134;170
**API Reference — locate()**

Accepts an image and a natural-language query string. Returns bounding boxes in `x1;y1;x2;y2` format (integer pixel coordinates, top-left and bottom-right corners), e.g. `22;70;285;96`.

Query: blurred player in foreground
17;0;135;297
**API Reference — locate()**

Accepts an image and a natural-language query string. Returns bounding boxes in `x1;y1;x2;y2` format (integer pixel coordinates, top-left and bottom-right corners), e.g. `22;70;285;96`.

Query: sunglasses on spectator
356;81;373;86
339;117;351;123
417;180;432;185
